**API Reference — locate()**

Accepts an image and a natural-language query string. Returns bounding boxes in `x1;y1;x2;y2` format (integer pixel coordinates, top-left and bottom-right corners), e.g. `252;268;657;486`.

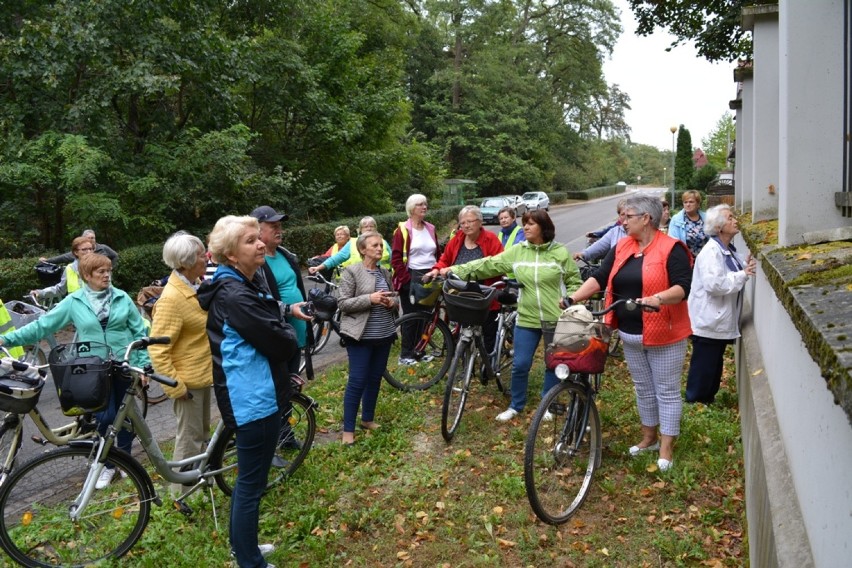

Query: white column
751;15;780;222
779;0;847;245
739;76;754;213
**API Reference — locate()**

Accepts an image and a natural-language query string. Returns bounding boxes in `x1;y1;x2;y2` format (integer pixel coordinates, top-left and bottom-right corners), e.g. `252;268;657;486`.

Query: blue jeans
509;325;558;412
231;412;280;568
96;372;133;465
343;341;392;432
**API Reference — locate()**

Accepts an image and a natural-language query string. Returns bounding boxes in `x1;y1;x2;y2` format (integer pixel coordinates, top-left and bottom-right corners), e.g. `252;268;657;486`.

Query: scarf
711;236;743;272
83;284;112;328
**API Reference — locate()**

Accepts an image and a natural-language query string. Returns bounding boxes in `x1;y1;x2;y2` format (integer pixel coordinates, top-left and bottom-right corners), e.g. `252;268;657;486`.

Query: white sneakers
657;458;673;472
495;408;518;422
95;467;127;489
258;544;275;557
627;442;660;457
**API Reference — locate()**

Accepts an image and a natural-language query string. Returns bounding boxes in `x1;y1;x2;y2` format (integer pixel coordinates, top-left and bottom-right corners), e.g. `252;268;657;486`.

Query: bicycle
4;294;61;369
523;298;655;525
0;347;100;487
575;258;621;358
0;337;317;567
440;275;506;442
306;272;343;355
383;277;459;391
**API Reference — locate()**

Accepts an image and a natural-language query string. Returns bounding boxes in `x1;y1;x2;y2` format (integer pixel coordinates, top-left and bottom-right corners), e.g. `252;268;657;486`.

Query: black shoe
279;437;302;451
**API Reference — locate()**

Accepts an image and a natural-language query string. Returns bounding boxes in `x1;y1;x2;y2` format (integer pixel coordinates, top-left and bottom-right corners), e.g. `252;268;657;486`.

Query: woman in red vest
566;194;692;472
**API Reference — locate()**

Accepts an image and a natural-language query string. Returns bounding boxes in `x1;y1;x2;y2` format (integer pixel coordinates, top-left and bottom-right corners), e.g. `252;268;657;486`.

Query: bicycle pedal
173;499;193;516
30;435;48;446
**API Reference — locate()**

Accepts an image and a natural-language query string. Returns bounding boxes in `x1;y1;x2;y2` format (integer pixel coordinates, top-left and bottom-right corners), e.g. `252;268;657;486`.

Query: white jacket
688;239;749;340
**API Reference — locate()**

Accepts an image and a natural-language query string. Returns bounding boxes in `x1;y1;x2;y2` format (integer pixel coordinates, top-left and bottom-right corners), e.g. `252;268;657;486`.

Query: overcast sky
602;0;737;151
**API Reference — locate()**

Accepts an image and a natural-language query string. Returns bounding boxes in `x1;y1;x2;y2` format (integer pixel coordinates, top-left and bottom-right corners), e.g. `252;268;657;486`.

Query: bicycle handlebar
121;337;179;388
307;272;338;288
585;298;659;318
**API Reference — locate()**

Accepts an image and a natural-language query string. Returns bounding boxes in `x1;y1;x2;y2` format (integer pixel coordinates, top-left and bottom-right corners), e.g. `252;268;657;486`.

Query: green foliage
112;244;169;295
0;257;42;302
690;164;718;192
675;125;694;191
627;0;752;62
564;184;627;201
702;113;736;170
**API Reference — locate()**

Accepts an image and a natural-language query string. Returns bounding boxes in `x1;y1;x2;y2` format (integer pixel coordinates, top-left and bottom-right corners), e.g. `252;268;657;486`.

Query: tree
674;125;693;190
626;0;752;63
702;112;735;170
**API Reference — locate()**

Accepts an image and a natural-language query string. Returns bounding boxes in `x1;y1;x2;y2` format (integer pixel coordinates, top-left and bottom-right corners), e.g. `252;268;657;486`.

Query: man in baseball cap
250;205;289;224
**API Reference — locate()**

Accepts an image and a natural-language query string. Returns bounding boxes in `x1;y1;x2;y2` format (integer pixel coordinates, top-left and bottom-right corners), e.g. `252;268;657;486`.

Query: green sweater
452;240;581;328
1;286;150;367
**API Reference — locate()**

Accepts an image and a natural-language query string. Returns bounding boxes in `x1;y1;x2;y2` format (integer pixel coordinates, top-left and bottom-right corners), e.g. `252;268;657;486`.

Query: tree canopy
0;0;654;254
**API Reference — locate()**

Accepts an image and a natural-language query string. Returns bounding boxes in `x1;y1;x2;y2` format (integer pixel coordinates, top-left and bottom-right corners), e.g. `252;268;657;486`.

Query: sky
602;0;737;151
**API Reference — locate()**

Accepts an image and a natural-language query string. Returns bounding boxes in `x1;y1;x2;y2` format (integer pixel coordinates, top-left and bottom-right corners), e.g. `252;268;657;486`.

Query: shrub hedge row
0;206;464;302
564;184;626;200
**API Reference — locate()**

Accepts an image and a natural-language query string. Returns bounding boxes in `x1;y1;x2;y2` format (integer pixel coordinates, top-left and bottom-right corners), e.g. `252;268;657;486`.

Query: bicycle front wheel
441;340;475;442
0;446;153;567
310;320;332;354
384;312;454;391
213;393;317;496
492;313;515;394
523;380;601;525
0;421;23;486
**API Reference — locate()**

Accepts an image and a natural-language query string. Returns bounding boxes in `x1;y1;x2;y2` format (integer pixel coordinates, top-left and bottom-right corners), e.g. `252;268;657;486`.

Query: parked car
521;191;549;211
500;195;527;217
480;197;512;224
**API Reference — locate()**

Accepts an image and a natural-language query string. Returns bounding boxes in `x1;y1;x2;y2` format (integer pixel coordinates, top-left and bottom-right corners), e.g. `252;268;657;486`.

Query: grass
1;347;745;567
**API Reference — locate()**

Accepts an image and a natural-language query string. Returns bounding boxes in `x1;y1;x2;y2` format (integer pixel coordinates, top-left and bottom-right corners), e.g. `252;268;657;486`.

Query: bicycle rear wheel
492;312;515;394
384;312;453;391
523;380;601;525
310;319;332;354
0;446;153;567
441;340;474;442
213;393;317;496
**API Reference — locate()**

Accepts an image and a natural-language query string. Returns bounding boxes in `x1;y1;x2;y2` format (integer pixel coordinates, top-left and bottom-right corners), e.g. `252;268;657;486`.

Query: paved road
13;188;667;465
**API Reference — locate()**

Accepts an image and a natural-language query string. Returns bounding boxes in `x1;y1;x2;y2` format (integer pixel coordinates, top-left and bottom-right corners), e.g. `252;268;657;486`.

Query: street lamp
670;126;677;208
663;167;667;187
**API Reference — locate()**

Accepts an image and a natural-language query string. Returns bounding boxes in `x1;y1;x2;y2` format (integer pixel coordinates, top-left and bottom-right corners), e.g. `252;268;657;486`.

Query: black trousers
685;335;733;403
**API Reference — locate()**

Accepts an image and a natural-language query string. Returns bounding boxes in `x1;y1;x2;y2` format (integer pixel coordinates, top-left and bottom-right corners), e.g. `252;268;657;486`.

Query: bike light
555;364;570;379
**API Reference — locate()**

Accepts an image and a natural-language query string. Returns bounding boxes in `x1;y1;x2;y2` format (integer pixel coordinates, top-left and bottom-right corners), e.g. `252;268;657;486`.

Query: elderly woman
441;210;581;421
686;205;755;404
148;231;213;498
425;205;503;351
0;253;149;488
497;207;526;249
391;194;438;364
32;236;94;301
337;232;399;445
198;216;298;568
566;194;692;471
669;190;707;257
309;216;392;275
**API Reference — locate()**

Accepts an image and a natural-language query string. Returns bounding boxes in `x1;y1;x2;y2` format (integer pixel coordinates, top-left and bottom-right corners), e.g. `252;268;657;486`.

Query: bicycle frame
0;409;95;475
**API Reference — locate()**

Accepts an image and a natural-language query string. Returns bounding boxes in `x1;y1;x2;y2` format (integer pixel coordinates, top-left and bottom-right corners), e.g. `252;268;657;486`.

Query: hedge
0;206;464;300
564;184;627;201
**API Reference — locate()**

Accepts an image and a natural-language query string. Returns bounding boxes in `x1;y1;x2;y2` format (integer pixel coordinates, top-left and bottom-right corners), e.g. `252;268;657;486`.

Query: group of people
0;187;755;566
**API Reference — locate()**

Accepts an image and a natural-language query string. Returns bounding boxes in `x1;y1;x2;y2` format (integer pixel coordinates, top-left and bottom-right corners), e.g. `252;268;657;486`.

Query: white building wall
751;17;780;221
779;0;846;245
739;78;754;212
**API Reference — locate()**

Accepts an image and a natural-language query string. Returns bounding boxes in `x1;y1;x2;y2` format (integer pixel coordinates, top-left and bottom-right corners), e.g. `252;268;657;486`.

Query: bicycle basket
0;359;46;414
4;300;45;328
442;280;497;326
542;306;612;375
35;261;63;286
48;342;113;416
308;287;338;321
411;279;443;307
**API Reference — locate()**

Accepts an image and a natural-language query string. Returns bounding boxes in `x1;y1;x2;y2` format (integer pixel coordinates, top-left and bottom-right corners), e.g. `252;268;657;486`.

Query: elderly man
43;229;118;266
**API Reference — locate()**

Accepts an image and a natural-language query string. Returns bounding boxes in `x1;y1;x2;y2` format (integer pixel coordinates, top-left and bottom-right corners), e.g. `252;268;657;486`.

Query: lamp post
663;167;667;187
670;126;677;208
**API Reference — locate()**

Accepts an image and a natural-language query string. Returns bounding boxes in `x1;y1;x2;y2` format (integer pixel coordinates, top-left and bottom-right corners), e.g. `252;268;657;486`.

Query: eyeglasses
77;247;94;252
93;269;112;276
623;213;646;220
459;219;481;226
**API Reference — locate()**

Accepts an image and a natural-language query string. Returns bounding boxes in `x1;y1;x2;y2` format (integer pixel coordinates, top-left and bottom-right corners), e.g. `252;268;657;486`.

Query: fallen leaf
496;538;516;548
752;369;763;376
796;253;812;260
598;547;609;556
646;463;658;472
492;506;504;515
435;501;445;510
415;511;427;519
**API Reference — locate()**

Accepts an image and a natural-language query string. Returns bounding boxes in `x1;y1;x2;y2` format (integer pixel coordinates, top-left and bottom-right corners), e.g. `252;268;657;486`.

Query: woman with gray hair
686;204;755;404
308;216;391;275
565;193;693;472
148;231;213;499
424;205;504;352
390;194;439;364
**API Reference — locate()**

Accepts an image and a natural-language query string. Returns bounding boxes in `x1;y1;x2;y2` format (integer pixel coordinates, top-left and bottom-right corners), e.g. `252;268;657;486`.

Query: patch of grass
42;347;745;568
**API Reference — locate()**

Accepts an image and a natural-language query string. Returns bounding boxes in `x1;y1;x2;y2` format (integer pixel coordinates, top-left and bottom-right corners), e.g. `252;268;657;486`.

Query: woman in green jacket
441;210;581;422
0;253;149;489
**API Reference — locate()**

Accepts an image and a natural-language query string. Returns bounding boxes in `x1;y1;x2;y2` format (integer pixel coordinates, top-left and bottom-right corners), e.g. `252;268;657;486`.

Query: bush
549;191;567;204
690;164;718;192
564;184;627;201
112;244;169;295
0;257;42;302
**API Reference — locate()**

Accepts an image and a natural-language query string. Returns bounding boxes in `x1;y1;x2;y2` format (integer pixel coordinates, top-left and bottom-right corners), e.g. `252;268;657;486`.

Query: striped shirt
361;269;396;341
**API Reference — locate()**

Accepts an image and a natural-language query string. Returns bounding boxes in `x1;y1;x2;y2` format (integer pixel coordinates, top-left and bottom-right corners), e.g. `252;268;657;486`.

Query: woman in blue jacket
198;215;297;568
0;253;149;489
668;190;708;257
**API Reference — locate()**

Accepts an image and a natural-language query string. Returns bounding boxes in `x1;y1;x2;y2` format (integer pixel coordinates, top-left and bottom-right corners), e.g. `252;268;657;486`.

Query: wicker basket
48;342;113;416
442;280;497;326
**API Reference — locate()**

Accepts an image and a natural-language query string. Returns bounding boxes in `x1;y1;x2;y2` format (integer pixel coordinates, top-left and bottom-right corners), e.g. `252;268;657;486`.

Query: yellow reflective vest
0;302;26;359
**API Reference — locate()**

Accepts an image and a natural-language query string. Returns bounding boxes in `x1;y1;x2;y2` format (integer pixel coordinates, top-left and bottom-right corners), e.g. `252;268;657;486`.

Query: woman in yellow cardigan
149;231;213;497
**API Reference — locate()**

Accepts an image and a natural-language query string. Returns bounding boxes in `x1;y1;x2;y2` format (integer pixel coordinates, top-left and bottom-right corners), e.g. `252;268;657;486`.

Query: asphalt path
12;187;667;465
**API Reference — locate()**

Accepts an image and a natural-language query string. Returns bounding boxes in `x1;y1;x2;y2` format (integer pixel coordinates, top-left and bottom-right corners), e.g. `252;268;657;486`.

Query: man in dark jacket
43;229;119;266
